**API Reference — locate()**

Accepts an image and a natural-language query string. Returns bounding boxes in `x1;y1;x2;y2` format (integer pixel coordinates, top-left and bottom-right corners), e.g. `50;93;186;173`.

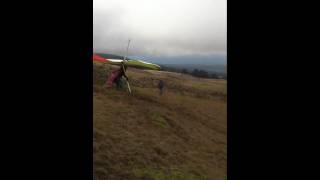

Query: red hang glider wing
93;54;109;62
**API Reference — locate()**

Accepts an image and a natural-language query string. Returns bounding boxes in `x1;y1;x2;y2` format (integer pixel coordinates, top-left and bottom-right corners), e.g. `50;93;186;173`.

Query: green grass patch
132;166;207;180
150;112;168;128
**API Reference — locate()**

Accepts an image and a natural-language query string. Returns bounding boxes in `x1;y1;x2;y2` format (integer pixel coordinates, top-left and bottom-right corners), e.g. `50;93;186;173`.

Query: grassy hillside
93;62;227;180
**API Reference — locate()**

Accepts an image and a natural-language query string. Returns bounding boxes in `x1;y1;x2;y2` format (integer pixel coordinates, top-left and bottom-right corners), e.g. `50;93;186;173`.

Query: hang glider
93;54;161;71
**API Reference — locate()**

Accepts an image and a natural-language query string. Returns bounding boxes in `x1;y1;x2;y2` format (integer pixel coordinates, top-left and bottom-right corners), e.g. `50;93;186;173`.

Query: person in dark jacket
158;80;164;95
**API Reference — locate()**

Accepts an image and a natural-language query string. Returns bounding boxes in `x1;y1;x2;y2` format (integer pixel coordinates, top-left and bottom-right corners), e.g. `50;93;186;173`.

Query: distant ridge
160;64;227;74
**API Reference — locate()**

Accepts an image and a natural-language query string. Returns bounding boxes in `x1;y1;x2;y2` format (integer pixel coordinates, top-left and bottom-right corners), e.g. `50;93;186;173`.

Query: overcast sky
93;0;226;59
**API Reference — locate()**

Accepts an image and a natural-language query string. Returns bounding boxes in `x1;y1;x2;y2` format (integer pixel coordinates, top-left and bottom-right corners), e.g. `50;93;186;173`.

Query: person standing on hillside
158;79;165;95
106;62;129;90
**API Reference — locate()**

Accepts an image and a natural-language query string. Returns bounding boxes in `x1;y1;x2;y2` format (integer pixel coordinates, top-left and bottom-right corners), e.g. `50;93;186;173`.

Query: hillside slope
93;62;227;180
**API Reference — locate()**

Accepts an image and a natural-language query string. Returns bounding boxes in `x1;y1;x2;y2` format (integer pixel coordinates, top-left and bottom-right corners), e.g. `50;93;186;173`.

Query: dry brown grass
93;62;226;180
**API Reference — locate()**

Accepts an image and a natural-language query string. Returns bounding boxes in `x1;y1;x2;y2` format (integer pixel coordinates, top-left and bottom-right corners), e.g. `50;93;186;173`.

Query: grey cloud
93;0;226;59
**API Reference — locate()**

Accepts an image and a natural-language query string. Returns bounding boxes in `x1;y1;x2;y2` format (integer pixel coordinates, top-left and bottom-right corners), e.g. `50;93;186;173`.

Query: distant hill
161;64;227;74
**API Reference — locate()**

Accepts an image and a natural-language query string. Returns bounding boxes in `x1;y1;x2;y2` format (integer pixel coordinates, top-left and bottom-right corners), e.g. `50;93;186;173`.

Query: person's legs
115;79;120;90
116;78;125;90
118;79;123;90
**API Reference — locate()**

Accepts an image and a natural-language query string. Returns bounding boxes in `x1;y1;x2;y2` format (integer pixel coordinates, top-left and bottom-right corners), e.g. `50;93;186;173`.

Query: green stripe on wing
98;59;161;70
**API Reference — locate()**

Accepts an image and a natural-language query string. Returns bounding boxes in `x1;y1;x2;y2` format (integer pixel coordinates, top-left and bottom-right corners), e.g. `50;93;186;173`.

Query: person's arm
122;67;129;80
120;64;129;80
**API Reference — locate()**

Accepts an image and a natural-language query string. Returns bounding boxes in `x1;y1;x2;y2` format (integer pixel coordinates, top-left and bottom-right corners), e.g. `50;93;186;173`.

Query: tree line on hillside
161;66;227;79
